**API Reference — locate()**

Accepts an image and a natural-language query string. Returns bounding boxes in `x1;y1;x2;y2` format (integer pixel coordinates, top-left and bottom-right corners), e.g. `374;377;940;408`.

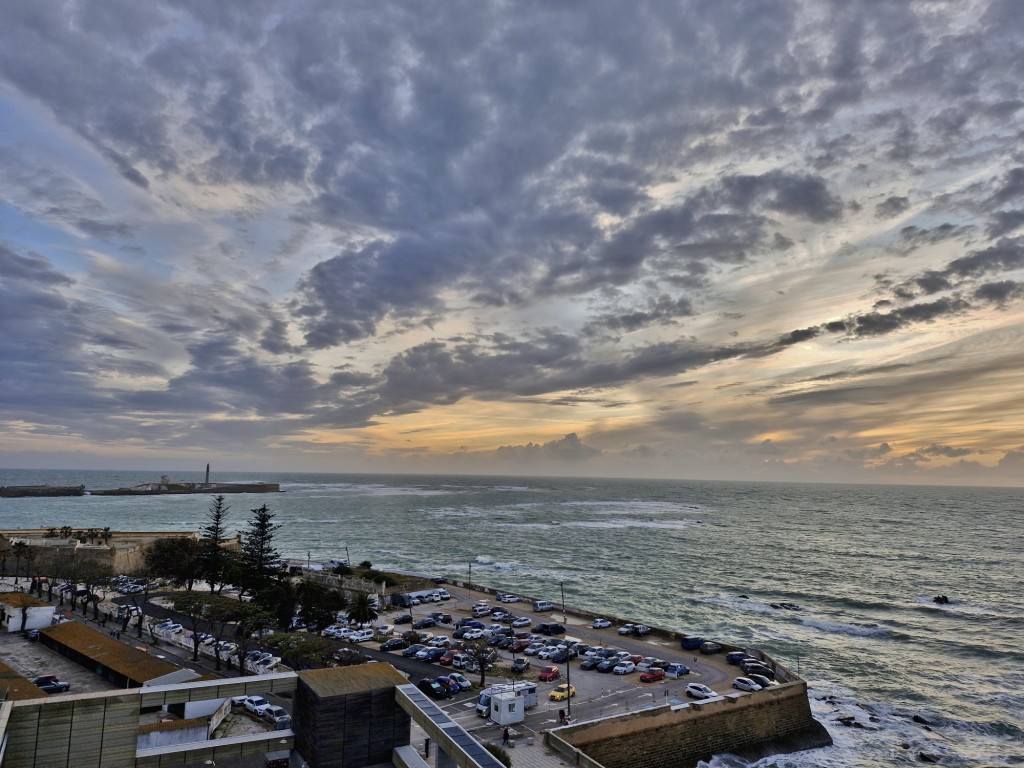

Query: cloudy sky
3;1;1024;485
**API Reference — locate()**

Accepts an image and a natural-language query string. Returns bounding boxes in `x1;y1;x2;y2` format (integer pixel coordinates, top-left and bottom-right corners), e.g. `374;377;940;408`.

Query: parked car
664;663;690;678
631;624;652;636
498;594;520;603
447;672;472;690
394;614;413;624
596;658;619;673
30;675;59;687
39;681;71;693
591;618;612;629
413;618;436;630
417;678;449;700
727;651;753;665
617;624;636;635
510;658;531;674
549;683;576;701
733;677;762;692
700;641;723;654
579;657;601;671
403;644;427;657
244;696;272;716
538;665;561;682
435;676;461;696
747;674;779;689
613;661;636;675
536;622;565;635
262;705;290;724
639;668;666;683
380;638;407;651
685;683;719;699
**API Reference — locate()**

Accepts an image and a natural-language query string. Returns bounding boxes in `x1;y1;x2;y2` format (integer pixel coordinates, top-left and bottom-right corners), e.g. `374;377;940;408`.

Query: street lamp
561;581;571;722
468;561;472;593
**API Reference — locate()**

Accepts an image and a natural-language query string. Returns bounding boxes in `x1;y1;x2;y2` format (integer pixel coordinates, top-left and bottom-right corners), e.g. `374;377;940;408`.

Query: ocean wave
799;617;893;638
562;518;700;531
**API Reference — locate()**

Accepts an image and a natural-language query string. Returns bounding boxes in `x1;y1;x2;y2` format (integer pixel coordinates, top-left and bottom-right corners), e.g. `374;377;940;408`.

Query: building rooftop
0;659;48;701
298;662;407;698
0;591;49;608
41;621;180;684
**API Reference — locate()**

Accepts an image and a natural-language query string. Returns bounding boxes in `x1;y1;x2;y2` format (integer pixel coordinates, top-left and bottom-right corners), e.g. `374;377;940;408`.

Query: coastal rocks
932;595;951;605
770;602;801;611
918;752;942;763
833;715;876;730
912;714;933;726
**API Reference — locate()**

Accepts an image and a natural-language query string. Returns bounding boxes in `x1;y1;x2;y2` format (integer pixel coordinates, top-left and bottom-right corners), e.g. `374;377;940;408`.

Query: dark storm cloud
973;280;1024;305
875;196;910;219
495;433;600;463
989;167;1024;208
0;245;114;419
986;210;1024;239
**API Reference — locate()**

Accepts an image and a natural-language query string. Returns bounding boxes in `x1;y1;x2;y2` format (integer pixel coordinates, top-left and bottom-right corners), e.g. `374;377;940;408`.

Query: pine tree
200;495;231;593
239;504;281;599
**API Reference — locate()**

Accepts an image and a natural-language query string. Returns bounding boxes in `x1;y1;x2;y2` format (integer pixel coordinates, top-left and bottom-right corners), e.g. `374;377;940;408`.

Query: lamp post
561;580;571;722
468;562;472;593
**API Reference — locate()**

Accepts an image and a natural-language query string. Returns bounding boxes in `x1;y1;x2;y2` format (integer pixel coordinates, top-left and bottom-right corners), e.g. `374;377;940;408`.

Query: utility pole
561;580;571;722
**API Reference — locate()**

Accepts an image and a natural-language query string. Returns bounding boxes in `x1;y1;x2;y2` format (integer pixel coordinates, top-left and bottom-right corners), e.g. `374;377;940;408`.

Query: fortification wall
547;682;831;768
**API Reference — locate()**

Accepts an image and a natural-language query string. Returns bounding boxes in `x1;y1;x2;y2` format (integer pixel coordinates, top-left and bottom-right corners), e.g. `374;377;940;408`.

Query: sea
1;468;1021;767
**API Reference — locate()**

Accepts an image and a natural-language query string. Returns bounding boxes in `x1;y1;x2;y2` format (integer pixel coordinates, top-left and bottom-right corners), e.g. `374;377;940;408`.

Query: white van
472;605;492;617
348;628;374;643
532;600;555;612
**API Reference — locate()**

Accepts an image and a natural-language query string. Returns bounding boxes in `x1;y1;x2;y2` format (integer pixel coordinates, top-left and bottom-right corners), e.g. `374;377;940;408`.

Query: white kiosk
490;691;526;725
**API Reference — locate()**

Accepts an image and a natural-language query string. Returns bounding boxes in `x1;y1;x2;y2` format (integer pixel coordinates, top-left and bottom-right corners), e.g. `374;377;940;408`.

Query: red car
511;639;533;652
538;665;561;682
439;651;457;666
639;668;666;683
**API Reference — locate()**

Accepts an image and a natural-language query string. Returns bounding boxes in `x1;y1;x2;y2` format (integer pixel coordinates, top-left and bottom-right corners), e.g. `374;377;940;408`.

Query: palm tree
347;593;379;627
11;541;28;585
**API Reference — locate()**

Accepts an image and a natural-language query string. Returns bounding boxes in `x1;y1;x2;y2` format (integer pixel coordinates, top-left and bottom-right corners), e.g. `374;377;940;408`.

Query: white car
244;696;271;715
733;677;762;692
591;618;612;629
511;616;532;628
538;646;559;660
463;629;484;640
613;661;636;675
686;683;719;699
617;624;635;635
498;594;519;603
447;672;472;690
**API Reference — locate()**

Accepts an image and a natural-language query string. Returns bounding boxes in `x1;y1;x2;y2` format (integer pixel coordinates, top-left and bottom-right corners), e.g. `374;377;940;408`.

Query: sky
2;1;1024;486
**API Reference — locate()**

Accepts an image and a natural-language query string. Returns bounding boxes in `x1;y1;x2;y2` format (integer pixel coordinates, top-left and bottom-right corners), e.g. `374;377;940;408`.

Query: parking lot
363;584;757;739
0;627;121;696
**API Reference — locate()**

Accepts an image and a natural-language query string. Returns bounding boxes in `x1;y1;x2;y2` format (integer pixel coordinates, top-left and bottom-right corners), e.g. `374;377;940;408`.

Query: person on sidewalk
502;727;510;746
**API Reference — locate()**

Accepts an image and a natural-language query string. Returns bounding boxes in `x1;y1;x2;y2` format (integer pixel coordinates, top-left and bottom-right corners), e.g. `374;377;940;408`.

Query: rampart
546;681;831;768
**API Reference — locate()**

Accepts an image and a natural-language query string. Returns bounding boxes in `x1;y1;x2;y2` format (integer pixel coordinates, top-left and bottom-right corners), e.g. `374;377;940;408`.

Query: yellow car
549;683;576;701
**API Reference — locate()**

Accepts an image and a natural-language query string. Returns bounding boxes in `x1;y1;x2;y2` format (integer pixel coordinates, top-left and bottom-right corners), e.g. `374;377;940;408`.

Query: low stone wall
546;682;831;768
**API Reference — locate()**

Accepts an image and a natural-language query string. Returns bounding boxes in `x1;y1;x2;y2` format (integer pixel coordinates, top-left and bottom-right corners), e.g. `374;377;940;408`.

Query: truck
475;681;539;716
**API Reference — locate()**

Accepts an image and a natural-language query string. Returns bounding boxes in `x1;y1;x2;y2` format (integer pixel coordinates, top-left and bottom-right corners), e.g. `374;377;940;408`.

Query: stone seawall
547;682;831;768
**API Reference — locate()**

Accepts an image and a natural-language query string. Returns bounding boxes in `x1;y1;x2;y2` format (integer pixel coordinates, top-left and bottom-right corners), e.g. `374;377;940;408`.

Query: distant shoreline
0;482;280;498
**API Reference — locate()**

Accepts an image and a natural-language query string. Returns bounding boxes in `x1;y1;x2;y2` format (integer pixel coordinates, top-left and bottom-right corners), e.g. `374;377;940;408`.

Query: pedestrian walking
502;727;510;746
